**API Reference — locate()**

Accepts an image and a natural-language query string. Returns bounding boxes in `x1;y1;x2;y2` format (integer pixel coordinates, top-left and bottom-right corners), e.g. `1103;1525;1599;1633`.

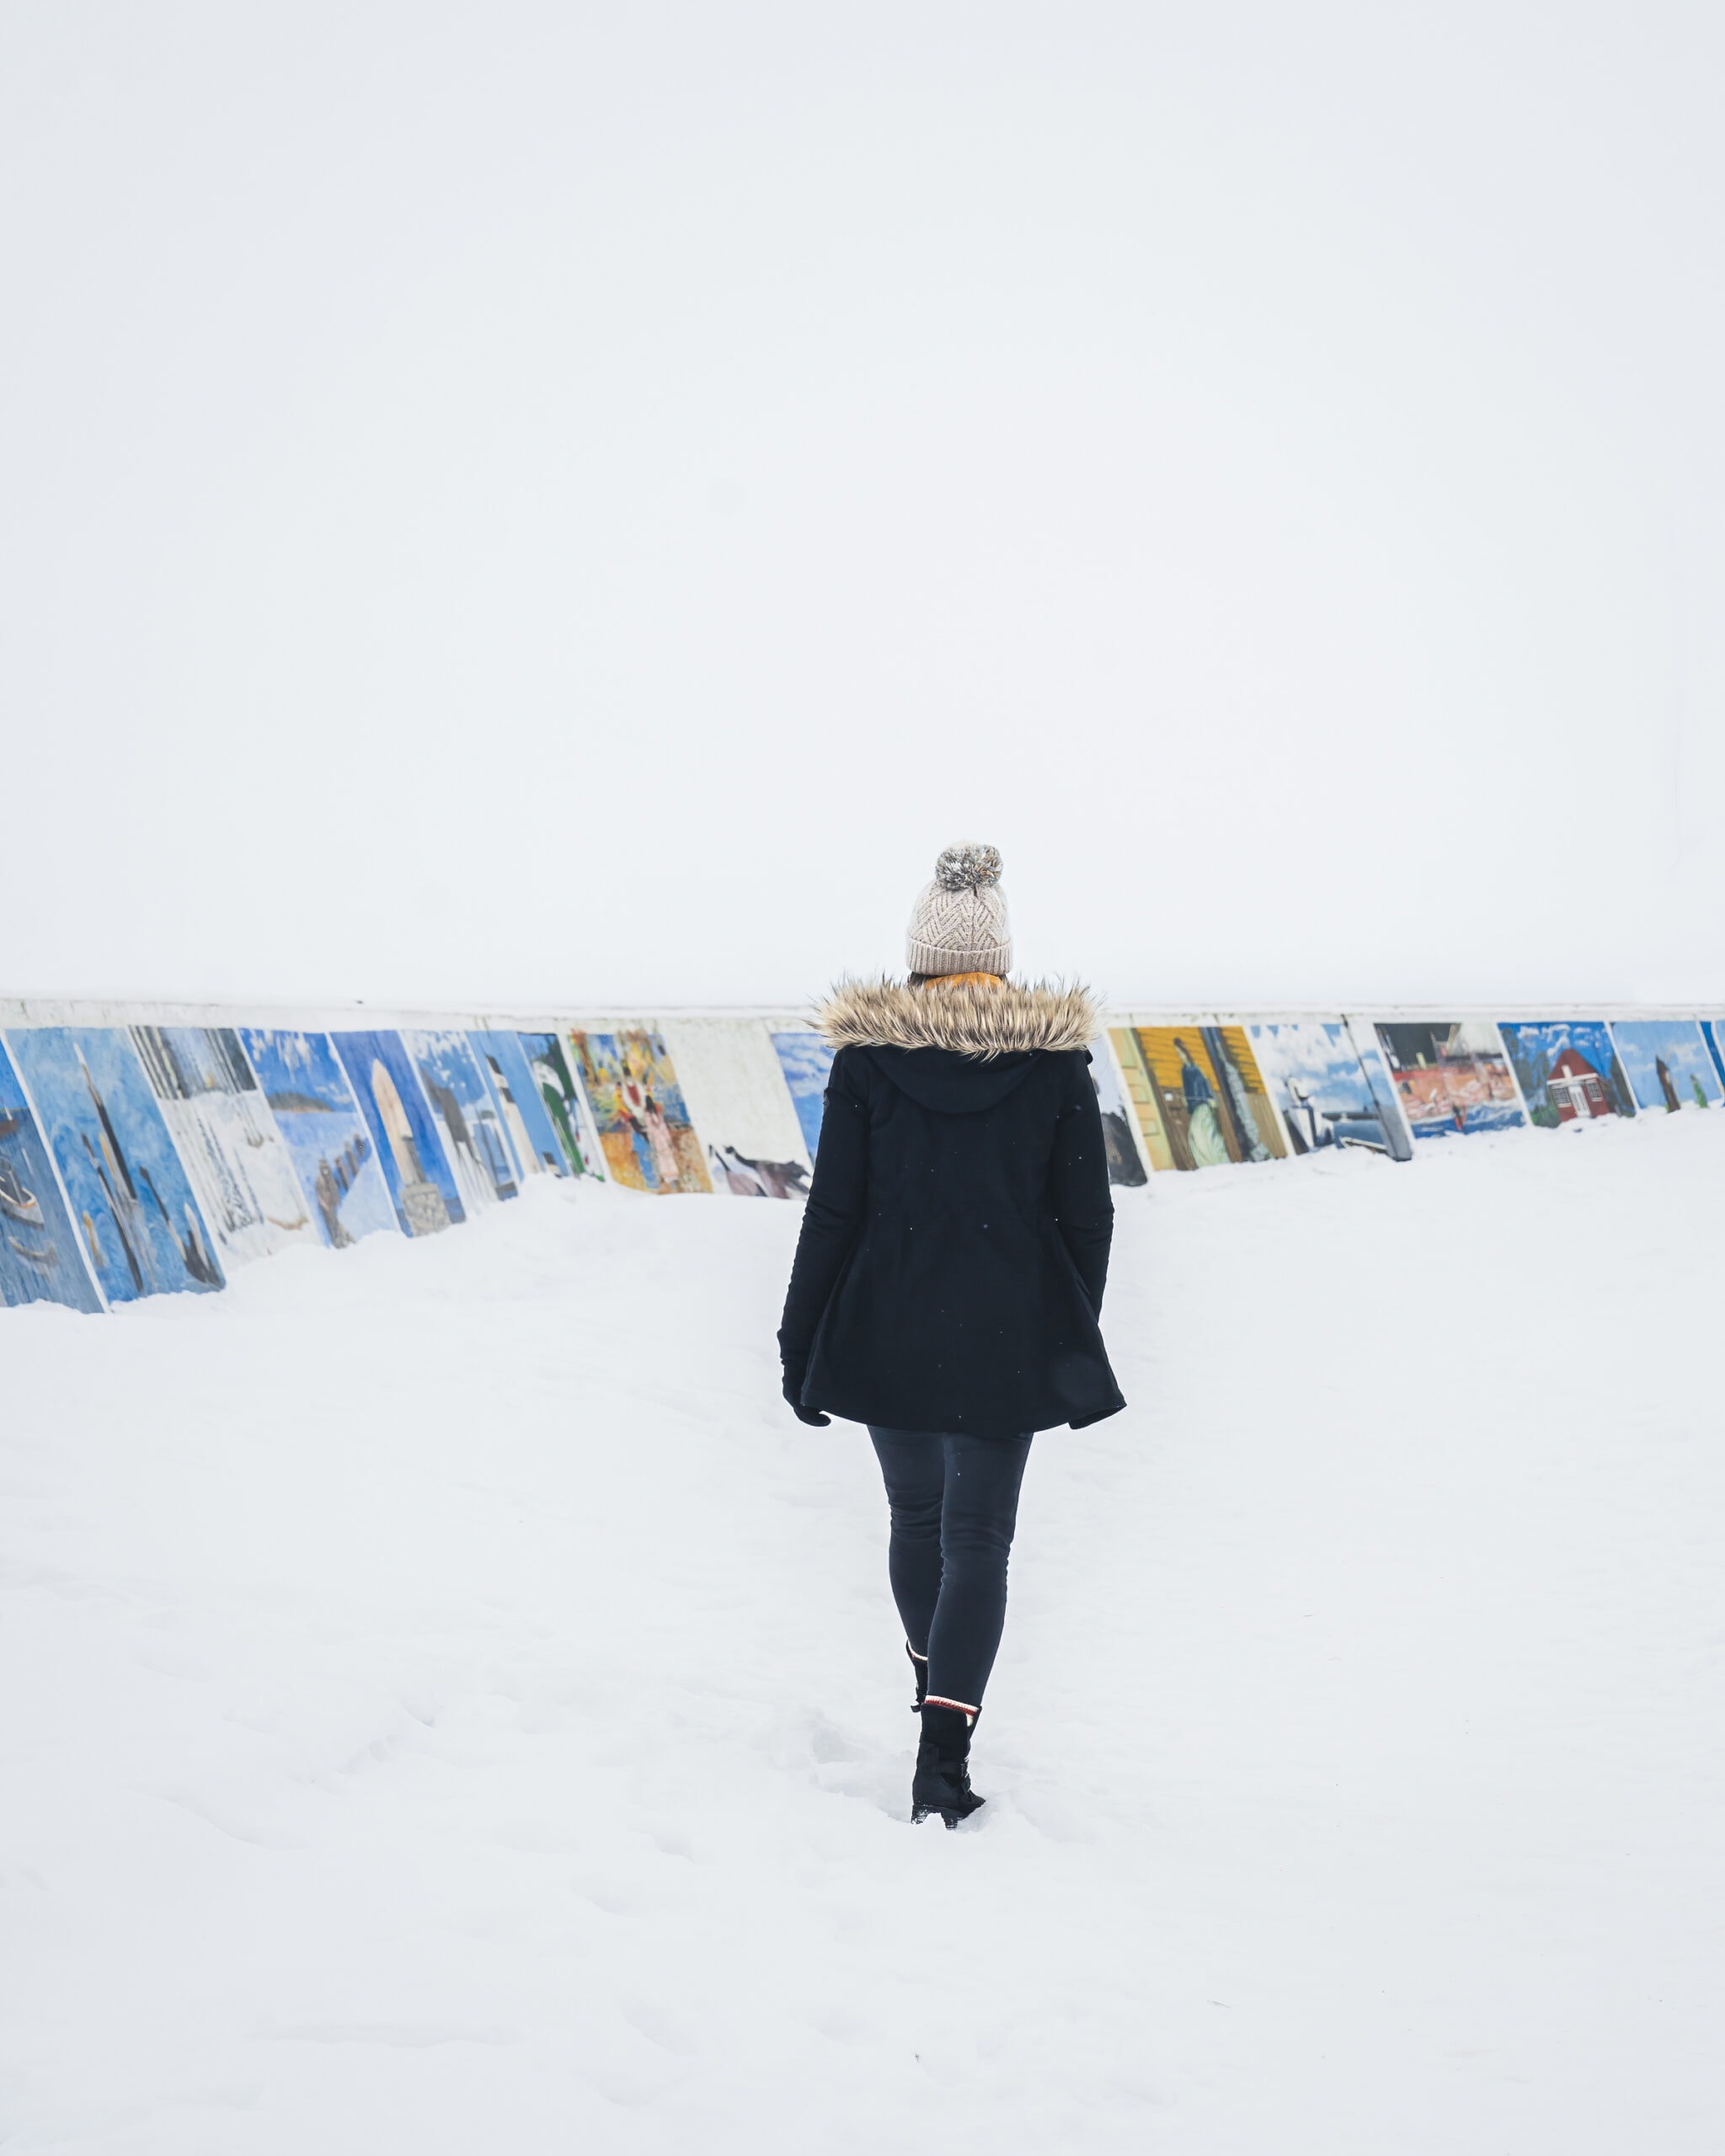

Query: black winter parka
777;980;1124;1437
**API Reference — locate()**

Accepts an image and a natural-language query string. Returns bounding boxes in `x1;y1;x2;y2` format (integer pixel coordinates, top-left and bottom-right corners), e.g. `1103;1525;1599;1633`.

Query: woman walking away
778;843;1124;1828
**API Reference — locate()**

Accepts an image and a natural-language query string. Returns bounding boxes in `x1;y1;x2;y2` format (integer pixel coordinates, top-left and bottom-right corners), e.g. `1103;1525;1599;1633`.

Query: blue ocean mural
329;1030;464;1236
1608;1019;1722;1114
1247;1020;1413;1160
516;1031;602;1177
401;1030;520;1213
1498;1022;1636;1127
771;1031;835;1162
470;1033;568;1178
4;1028;223;1301
0;1039;103;1311
238;1028;399;1248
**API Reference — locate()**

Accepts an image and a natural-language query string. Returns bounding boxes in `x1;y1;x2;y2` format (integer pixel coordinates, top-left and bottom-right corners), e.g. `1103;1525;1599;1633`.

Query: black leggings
868;1428;1033;1715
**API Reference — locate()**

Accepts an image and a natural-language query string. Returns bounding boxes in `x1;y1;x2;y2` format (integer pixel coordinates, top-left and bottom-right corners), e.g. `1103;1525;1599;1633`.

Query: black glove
782;1365;830;1428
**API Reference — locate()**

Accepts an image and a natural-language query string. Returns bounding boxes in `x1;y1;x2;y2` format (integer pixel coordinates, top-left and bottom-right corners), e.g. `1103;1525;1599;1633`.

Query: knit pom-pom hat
905;842;1012;979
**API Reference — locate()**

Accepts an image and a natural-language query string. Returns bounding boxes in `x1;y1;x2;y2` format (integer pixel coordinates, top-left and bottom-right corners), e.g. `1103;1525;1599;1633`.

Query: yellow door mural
1110;1025;1285;1171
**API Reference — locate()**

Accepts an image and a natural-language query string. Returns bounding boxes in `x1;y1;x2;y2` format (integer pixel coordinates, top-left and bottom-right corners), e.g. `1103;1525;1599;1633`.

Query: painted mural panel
330;1030;464;1236
128;1026;314;1266
1372;1022;1526;1140
5;1028;223;1300
516;1031;603;1178
661;1018;810;1198
238;1028;398;1248
1498;1022;1636;1128
1608;1019;1722;1114
400;1031;521;1213
772;1031;835;1164
0;1039;103;1311
470;1033;569;1178
1247;1021;1412;1161
1087;1036;1149;1186
569;1029;711;1193
1108;1025;1287;1171
1703;1021;1725;1092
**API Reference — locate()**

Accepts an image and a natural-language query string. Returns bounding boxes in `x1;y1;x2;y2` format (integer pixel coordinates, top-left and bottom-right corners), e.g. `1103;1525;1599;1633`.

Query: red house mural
1546;1047;1612;1122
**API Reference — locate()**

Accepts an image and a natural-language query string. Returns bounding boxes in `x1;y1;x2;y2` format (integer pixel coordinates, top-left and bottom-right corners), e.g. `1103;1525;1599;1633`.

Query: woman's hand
782;1366;831;1428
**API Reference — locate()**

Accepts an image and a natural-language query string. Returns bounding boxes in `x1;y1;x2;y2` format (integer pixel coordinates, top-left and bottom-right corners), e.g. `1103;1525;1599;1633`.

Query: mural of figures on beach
569;1029;711;1193
0;1040;103;1311
1108;1025;1288;1171
1607;1019;1723;1115
330;1031;463;1235
1246;1021;1413;1161
1087;1036;1149;1185
400;1031;521;1213
468;1033;570;1179
772;1031;836;1163
516;1031;603;1178
661;1017;810;1199
237;1028;399;1249
1372;1022;1526;1140
128;1026;314;1267
1498;1022;1636;1128
4;1028;223;1300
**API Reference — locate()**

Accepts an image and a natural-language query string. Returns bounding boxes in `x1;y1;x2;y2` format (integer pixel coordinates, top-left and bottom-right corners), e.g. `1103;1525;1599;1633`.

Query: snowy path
6;1117;1724;2152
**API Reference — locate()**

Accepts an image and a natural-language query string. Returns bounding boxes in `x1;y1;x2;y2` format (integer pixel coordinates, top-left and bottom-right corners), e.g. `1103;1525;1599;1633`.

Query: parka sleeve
777;1049;870;1377
1049;1051;1115;1315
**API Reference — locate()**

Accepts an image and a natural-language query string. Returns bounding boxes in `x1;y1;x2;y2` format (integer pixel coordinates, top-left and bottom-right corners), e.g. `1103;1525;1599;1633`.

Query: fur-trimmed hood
813;978;1103;1061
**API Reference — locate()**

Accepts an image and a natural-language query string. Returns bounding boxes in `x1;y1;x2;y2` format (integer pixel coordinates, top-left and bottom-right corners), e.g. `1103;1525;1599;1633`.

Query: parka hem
797;1381;1127;1438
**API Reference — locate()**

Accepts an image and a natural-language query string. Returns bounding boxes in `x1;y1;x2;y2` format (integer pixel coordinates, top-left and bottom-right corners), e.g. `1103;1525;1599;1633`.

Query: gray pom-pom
935;842;1002;892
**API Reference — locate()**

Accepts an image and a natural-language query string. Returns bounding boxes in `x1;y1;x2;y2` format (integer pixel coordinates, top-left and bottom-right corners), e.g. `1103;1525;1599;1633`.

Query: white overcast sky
3;3;1722;1009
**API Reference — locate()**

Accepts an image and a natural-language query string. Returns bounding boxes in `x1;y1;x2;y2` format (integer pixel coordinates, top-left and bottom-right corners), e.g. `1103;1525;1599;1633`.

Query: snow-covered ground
6;1115;1723;2153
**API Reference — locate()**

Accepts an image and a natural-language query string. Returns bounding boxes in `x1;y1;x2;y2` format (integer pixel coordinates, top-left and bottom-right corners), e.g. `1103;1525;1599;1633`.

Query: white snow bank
5;1117;1723;2153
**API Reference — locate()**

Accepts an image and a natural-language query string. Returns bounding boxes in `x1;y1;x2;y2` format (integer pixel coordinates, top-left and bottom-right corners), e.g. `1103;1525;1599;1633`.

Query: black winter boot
906;1643;928;1711
912;1703;985;1828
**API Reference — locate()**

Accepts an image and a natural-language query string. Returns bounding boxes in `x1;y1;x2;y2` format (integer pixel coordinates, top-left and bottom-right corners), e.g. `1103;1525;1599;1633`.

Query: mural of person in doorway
1108;1025;1287;1171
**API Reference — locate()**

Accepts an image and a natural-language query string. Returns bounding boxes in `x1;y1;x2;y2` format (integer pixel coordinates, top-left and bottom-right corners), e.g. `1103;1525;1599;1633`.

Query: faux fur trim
813;977;1103;1060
